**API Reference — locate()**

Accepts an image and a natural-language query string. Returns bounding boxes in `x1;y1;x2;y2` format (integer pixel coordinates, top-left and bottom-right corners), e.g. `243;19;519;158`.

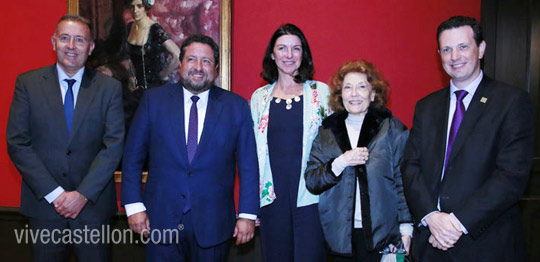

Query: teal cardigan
250;80;331;207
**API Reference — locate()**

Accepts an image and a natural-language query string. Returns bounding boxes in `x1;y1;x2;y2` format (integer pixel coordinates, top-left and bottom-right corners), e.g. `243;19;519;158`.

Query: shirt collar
183;86;210;104
450;70;483;97
56;63;85;84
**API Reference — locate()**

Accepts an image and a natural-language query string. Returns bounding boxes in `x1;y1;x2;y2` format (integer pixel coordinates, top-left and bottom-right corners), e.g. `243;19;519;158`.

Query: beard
180;69;214;94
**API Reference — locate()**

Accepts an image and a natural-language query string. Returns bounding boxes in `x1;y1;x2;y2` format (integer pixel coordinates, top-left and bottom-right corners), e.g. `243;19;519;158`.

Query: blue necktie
64;79;76;135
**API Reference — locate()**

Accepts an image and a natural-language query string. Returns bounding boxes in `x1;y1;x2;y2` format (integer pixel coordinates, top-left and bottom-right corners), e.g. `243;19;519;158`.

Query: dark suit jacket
401;76;534;261
121;84;259;248
7;65;125;222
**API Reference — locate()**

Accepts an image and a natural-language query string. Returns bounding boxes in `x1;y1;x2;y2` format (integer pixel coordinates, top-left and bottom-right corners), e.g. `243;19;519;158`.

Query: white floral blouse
250;80;331;208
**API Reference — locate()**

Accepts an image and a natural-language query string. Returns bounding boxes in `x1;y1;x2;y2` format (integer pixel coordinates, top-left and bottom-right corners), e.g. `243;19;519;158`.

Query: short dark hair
329;59;389;113
124;0;153;11
437;16;483;48
56;14;94;41
179;34;220;65
261;23;314;84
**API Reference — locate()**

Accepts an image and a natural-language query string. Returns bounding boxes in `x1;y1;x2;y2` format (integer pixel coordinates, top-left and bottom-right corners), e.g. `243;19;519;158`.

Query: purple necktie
187;95;200;163
445;90;468;168
64;79;76;135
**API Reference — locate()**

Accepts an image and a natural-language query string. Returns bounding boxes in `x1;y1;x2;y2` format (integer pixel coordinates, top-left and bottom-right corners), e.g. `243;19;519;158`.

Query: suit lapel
433;90;451;177
174;84;189;166
192;86;223;164
68;69;98;144
447;78;491;163
42;65;70;141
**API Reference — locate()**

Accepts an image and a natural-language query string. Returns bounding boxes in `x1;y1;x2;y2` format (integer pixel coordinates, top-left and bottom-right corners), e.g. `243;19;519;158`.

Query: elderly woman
305;60;413;262
250;24;331;261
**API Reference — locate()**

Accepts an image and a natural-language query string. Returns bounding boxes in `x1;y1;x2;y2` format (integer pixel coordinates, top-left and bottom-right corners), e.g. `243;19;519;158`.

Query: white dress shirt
43;64;85;204
421;71;484;233
126;87;256;220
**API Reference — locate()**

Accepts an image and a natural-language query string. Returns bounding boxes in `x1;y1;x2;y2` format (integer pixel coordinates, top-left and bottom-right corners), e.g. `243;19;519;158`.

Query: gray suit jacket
7;64;124;222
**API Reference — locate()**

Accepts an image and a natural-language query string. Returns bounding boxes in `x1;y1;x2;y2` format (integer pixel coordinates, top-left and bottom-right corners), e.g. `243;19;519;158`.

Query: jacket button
187;172;193;176
66;150;71;155
181;194;186;199
62;173;67;177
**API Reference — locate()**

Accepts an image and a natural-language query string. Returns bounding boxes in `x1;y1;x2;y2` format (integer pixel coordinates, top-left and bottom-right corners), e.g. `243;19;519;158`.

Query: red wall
1;0;67;207
232;0;481;121
0;0;480;207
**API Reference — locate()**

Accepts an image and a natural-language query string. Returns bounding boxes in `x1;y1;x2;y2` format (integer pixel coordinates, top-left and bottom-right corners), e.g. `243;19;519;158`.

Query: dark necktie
187;96;200;163
64;79;76;135
184;95;199;214
444;90;468;169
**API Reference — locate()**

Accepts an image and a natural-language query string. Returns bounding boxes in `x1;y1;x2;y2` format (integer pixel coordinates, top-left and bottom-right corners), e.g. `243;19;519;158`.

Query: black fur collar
323;105;392;153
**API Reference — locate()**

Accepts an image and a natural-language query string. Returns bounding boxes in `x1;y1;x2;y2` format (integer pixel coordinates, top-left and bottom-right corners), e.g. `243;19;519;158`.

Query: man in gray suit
7;14;124;262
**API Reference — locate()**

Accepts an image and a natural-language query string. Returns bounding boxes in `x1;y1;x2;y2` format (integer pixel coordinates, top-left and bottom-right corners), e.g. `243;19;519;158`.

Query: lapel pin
480;97;488;103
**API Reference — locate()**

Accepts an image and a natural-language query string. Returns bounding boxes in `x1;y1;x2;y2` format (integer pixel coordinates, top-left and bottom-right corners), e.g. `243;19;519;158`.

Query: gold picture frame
67;0;232;183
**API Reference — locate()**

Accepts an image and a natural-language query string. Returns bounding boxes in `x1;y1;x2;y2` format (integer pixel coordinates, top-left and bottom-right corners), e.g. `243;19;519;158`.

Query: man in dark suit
121;34;259;261
6;15;124;262
401;16;534;261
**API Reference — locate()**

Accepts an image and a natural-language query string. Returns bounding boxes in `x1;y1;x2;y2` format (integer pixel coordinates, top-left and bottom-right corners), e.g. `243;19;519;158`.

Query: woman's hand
341;147;369;166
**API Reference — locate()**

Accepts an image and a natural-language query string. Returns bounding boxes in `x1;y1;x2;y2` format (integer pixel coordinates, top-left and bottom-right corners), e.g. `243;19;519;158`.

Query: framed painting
67;0;231;90
67;0;231;182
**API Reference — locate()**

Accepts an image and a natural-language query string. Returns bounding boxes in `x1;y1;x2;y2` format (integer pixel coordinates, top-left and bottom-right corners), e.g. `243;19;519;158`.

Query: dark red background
0;0;480;207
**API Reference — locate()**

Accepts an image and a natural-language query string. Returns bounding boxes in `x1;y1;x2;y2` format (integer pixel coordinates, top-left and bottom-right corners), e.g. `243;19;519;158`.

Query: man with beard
121;34;259;261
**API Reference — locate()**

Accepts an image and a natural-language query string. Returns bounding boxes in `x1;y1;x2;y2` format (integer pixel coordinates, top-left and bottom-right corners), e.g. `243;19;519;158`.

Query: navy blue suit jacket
121;84;259;247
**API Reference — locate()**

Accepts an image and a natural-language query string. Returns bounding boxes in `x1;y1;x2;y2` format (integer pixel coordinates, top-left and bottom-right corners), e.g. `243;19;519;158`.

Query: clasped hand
425;212;463;250
342;147;369;166
53;191;88;219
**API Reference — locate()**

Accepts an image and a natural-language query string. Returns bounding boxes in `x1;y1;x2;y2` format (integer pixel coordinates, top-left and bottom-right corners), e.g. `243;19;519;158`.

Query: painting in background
79;0;221;79
70;0;224;174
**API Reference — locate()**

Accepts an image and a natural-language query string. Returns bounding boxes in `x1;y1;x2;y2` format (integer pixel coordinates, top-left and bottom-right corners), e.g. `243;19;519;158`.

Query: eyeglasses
56;34;89;46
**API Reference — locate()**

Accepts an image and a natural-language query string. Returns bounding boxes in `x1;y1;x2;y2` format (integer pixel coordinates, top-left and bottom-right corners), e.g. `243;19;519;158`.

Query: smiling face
438;26;486;88
271;34;303;78
341;72;375;116
179;42;218;94
52;20;95;77
129;0;147;21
